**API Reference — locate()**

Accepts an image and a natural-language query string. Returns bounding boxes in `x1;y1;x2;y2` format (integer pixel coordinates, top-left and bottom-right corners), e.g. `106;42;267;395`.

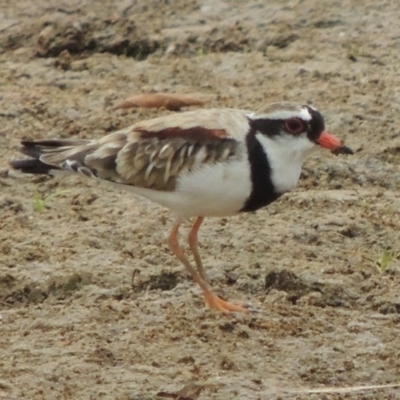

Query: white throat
255;132;315;194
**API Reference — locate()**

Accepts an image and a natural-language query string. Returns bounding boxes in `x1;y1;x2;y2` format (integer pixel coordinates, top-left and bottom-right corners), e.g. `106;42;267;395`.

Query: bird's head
249;102;353;157
246;102;353;195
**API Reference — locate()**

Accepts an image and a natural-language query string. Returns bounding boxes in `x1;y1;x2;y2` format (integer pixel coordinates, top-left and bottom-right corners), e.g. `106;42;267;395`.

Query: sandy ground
1;0;400;399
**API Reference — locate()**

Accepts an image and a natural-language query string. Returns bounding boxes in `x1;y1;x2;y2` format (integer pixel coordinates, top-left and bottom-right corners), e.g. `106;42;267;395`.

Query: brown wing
14;109;246;191
112;135;239;191
89;109;249;190
84;123;239;191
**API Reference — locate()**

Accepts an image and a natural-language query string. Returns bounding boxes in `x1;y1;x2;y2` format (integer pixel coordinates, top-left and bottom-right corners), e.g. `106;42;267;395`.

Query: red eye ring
284;118;306;135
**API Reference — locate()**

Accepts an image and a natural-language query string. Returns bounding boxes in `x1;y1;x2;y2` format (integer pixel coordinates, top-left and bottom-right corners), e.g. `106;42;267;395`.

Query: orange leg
168;218;248;313
188;216;209;282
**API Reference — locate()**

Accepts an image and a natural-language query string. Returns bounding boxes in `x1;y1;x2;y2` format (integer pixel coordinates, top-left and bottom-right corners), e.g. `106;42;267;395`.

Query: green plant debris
34;189;69;212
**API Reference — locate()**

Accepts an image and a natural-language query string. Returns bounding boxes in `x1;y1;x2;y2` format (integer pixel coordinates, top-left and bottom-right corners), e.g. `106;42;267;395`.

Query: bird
10;102;353;313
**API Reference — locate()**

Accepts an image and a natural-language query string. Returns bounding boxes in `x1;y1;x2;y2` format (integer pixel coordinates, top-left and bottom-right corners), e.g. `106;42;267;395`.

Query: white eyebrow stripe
251;108;312;121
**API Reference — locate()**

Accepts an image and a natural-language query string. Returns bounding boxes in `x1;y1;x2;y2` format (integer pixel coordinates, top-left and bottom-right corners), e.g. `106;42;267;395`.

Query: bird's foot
204;291;249;313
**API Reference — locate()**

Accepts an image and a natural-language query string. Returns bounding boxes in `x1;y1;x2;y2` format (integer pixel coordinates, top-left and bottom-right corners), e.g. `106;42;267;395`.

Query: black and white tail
10;139;95;176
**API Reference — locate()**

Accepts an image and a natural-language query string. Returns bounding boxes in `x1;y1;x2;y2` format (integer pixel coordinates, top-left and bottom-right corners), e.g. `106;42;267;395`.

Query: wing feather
11;108;247;190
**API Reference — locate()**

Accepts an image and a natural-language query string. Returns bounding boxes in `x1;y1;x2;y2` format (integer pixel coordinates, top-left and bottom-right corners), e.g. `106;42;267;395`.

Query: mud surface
1;1;400;399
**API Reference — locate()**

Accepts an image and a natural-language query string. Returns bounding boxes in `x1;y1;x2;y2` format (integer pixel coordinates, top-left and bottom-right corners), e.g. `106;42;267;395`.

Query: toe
204;292;249;313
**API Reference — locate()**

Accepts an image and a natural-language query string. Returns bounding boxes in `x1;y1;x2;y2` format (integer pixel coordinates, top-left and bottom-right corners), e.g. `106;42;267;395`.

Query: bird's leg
168;218;248;313
168;218;210;294
188;216;209;283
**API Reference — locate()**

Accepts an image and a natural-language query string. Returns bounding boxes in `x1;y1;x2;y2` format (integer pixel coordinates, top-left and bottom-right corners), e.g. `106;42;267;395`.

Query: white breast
174;155;252;218
255;132;316;194
113;150;252;219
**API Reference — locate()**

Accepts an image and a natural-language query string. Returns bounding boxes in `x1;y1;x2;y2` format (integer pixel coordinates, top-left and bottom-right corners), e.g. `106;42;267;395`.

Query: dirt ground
1;0;400;399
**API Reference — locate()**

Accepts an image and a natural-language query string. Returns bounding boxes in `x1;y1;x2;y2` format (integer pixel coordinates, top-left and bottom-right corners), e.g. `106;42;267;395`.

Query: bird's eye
284;118;306;135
